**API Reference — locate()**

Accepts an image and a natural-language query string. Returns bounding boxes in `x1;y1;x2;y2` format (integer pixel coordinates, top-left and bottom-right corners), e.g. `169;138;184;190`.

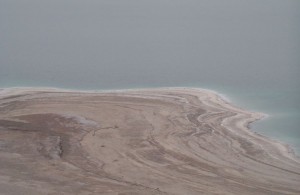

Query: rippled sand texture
0;88;299;195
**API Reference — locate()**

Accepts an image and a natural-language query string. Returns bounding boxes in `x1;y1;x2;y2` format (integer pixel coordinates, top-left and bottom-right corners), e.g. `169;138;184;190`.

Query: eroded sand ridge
0;88;299;194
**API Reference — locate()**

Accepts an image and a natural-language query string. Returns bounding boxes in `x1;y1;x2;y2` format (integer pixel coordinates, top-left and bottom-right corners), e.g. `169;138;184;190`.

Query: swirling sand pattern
0;88;299;195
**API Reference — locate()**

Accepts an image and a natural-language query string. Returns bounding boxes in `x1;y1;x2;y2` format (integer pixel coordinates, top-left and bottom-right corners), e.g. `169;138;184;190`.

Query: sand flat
0;87;299;195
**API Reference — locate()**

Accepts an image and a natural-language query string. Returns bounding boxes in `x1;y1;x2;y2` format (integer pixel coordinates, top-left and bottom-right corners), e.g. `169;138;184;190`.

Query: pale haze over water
1;0;300;152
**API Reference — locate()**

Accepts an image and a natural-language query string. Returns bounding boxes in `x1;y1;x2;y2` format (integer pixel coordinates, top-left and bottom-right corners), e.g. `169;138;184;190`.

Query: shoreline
0;86;290;154
0;87;294;152
0;87;299;194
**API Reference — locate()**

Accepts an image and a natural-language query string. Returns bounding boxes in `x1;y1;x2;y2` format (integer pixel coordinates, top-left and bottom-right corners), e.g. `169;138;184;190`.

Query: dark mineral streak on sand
0;88;299;195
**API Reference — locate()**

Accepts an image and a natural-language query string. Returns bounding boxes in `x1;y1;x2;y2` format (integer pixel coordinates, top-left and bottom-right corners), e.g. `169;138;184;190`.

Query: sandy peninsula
0;87;299;195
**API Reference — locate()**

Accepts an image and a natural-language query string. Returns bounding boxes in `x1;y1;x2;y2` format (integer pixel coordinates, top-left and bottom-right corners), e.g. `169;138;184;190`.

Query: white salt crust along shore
0;87;299;195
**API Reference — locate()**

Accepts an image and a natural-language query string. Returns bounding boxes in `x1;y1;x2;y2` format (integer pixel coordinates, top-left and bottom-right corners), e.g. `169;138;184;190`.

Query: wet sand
0;87;299;195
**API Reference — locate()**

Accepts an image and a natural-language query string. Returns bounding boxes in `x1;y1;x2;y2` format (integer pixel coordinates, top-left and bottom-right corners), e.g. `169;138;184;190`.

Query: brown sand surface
0;87;299;195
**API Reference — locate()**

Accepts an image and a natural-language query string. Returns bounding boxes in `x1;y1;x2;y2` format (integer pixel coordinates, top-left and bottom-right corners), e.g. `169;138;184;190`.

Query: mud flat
0;87;299;195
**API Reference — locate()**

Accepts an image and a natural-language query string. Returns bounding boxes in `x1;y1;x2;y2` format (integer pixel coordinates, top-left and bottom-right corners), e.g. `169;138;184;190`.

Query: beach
0;87;299;195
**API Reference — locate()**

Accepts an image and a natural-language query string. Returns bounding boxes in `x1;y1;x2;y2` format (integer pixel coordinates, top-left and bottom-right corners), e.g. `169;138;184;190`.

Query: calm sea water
1;0;299;153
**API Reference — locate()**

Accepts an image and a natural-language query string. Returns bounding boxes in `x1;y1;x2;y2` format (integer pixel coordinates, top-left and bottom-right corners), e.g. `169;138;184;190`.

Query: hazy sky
1;0;299;90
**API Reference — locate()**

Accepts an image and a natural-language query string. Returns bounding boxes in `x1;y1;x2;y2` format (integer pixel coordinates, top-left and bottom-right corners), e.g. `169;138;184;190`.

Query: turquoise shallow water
1;0;300;154
206;85;300;155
